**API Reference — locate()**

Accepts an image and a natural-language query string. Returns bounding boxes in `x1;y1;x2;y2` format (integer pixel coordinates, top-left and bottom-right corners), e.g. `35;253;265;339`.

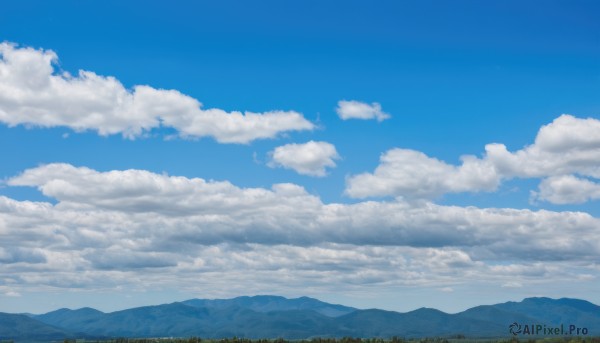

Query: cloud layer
346;114;600;204
336;100;390;122
268;141;340;177
1;163;599;297
0;42;314;143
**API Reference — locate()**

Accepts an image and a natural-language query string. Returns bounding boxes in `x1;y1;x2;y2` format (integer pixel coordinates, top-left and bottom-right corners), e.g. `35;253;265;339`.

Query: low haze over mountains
1;296;598;342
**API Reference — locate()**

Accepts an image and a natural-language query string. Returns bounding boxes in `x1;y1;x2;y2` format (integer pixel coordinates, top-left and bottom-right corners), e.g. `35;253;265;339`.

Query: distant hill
492;297;600;328
332;308;506;338
455;304;535;325
0;312;76;342
34;300;336;339
1;295;598;341
182;295;356;317
35;307;105;331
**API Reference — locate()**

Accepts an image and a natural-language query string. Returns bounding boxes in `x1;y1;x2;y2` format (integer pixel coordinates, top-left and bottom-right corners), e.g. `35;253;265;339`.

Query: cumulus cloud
345;148;499;198
346;114;600;202
0;42;314;143
8;163;323;219
336;100;390;122
268;141;340;177
532;175;600;204
484;114;600;179
5;163;600;257
1;163;599;296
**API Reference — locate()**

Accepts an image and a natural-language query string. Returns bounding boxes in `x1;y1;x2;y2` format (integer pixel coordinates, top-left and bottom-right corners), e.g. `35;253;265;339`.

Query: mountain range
0;295;598;342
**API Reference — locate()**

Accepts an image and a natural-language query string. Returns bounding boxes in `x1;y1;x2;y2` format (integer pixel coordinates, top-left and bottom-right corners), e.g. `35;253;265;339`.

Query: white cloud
336;100;390;122
2;163;600;297
0;42;314;143
8;163;324;218
532;175;600;204
345;148;499;198
534;113;600;153
268;141;340;177
346;114;600;202
5;163;600;258
485;114;600;179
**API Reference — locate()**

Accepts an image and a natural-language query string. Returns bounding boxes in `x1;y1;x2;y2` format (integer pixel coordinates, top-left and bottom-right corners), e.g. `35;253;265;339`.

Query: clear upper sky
0;0;599;314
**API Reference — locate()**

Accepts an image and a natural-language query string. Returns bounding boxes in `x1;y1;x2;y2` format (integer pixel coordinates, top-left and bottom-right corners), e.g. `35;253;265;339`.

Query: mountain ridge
1;295;598;342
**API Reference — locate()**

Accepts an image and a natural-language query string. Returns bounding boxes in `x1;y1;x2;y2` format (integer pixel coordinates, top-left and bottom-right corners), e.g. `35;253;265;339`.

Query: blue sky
0;1;599;314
